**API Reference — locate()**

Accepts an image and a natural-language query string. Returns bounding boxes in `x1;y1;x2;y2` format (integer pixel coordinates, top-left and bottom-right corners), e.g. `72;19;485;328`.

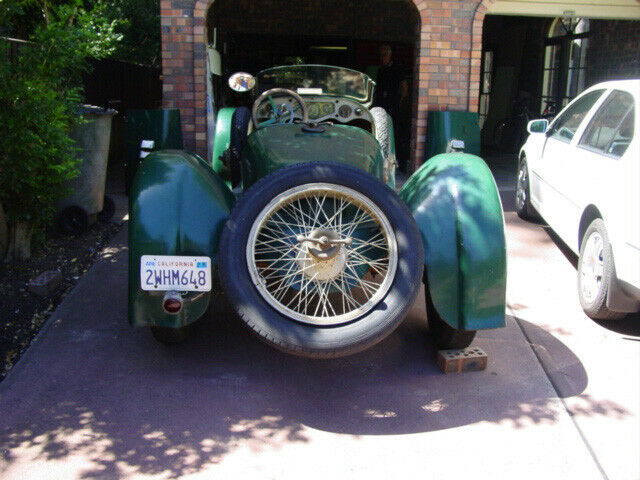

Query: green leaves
0;0;122;238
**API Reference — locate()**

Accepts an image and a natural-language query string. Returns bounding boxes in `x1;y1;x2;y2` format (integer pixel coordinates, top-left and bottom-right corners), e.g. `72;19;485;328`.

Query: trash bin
124;109;183;194
425;111;481;161
57;105;117;234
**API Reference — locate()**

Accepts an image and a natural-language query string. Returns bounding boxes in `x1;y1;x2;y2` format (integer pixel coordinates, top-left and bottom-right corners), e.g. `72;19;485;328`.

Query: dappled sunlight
1;302;634;478
99;245;127;262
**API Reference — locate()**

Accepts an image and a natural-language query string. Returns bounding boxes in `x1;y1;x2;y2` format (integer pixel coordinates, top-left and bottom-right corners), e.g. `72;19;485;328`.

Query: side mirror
527;119;549;134
228;72;255;92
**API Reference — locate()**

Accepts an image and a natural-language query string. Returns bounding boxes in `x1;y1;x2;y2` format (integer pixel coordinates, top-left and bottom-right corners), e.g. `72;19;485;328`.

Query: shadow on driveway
0;228;631;479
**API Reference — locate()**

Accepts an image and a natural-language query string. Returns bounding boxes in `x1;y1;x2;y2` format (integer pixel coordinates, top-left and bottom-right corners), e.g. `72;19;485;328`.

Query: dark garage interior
480;14;640;155
206;0;420;170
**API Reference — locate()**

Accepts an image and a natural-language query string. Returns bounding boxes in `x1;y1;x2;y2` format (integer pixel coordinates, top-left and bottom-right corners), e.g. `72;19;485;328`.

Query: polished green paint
425;111;481;160
128;150;235;328
124;109;183;194
211;107;236;185
241;124;385;188
399;153;506;331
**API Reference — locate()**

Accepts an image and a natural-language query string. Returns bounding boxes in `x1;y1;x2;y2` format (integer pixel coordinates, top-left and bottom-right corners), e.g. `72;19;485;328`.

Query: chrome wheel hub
516;164;527;209
296;231;348;281
581;232;604;304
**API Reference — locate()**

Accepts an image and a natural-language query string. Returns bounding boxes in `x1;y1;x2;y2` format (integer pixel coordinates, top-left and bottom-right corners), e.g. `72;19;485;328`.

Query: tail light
163;292;183;314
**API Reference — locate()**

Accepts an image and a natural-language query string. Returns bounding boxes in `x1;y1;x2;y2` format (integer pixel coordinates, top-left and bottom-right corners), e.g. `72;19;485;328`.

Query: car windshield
256;65;374;103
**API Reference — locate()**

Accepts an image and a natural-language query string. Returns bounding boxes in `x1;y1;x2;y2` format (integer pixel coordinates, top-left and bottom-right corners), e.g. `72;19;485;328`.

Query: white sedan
516;80;639;320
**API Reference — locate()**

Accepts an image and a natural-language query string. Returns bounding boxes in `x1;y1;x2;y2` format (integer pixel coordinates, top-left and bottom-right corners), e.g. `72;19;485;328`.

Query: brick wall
587;20;640;87
160;0;486;168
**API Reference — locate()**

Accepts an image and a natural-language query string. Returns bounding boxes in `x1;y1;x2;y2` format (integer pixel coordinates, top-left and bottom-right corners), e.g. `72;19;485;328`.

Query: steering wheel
252;88;308;128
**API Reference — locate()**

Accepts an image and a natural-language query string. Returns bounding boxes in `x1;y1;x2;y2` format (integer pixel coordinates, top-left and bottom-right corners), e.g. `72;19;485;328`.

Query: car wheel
515;157;537;220
150;326;190;345
578;219;625;320
218;162;424;358
371;107;391;159
425;282;476;349
228;107;250;187
98;195;115;222
57;206;89;235
371;107;396;185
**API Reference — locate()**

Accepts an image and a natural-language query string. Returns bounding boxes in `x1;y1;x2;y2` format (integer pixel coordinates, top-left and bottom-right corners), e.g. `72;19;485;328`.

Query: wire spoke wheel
247;183;398;326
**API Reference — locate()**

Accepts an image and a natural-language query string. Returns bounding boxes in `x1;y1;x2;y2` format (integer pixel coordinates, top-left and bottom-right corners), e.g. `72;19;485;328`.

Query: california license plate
140;255;212;292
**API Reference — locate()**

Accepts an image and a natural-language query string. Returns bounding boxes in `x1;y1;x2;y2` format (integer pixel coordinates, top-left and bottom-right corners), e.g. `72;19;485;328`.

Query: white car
516;80;639;320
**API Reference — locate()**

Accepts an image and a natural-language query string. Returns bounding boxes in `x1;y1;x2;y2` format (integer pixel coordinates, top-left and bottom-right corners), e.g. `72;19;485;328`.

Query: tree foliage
0;0;122;259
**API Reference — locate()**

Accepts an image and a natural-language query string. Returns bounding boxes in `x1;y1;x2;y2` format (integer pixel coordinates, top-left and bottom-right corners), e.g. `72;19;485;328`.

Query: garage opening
479;14;640;157
205;0;420;172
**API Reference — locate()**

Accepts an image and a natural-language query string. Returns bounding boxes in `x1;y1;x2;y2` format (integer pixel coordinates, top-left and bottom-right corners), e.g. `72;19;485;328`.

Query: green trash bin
124;109;183;194
425;111;481;161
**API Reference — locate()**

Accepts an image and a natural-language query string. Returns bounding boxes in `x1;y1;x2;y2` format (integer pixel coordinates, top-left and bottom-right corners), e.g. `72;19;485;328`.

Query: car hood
241;124;384;188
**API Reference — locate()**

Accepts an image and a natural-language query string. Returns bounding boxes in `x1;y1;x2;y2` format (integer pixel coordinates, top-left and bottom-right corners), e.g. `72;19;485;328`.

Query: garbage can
57;105;117;234
425;111;481;161
124;109;183;194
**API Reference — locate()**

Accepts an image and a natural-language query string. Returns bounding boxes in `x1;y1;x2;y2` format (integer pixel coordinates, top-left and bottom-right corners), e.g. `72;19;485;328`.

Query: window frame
540;17;590;114
577;89;635;159
546;89;605;144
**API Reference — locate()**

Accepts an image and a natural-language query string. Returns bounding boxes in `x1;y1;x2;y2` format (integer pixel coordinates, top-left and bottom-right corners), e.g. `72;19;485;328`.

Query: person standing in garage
374;44;410;172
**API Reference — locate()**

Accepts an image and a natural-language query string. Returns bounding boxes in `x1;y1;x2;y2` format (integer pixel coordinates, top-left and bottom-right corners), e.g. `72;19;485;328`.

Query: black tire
150;325;190;345
577;219;625;320
228;106;250;187
371;107;392;161
218;162;424;358
57;206;89;235
98;195;115;222
515;157;537;220
425;283;476;349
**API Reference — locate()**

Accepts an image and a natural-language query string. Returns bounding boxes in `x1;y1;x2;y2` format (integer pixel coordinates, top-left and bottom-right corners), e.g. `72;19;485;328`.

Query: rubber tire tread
98;195;115;222
229;107;251;186
371;107;391;161
425;282;476;349
218;162;424;358
57;206;89;235
577;219;625;320
515;157;538;220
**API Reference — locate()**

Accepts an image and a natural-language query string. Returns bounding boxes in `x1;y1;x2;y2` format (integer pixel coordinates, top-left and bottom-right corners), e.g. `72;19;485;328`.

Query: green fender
399;153;506;331
211;107;237;186
128;150;235;328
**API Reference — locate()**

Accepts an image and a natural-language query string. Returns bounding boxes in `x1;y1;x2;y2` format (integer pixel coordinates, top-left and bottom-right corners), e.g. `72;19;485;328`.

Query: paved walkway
1;164;637;479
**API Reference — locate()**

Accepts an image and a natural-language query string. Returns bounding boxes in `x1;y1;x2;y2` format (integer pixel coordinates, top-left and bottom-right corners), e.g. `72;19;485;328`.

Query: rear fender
211;107;237;185
128;150;235;327
399;153;506;330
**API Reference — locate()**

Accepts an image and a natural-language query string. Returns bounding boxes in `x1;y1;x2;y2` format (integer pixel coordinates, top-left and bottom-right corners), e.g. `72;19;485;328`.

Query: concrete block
27;270;63;297
437;346;488;373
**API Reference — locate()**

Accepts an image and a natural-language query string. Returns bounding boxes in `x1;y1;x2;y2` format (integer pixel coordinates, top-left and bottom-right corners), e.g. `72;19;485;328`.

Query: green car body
129;64;506;345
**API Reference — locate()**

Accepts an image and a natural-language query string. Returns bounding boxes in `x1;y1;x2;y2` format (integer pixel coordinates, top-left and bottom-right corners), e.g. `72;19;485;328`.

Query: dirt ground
0;220;122;380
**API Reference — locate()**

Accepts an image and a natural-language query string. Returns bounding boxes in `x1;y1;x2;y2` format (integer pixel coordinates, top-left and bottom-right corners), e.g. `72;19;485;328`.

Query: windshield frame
255;65;376;104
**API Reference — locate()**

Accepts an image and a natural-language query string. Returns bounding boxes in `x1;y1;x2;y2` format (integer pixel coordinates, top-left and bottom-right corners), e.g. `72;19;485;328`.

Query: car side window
548;90;605;143
579;90;634;158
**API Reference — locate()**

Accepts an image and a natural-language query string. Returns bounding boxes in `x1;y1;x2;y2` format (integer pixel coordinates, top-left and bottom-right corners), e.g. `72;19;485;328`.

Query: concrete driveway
1;170;638;479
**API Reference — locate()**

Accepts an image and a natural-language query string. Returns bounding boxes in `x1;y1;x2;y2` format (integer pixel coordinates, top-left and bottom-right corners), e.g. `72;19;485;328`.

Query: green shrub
0;1;121;260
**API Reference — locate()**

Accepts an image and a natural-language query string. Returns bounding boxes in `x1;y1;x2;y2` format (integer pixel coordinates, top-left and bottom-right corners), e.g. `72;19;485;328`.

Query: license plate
140;255;212;292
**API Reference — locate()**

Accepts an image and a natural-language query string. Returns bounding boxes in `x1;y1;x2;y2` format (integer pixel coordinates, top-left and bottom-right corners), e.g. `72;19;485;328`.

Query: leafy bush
0;1;121;260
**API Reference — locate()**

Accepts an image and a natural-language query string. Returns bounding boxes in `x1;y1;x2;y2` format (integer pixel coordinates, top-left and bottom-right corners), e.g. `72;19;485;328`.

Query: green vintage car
129;64;506;357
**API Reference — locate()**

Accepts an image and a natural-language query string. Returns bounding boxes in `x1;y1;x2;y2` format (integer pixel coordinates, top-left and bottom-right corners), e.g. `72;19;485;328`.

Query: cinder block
437;346;487;373
27;270;63;297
